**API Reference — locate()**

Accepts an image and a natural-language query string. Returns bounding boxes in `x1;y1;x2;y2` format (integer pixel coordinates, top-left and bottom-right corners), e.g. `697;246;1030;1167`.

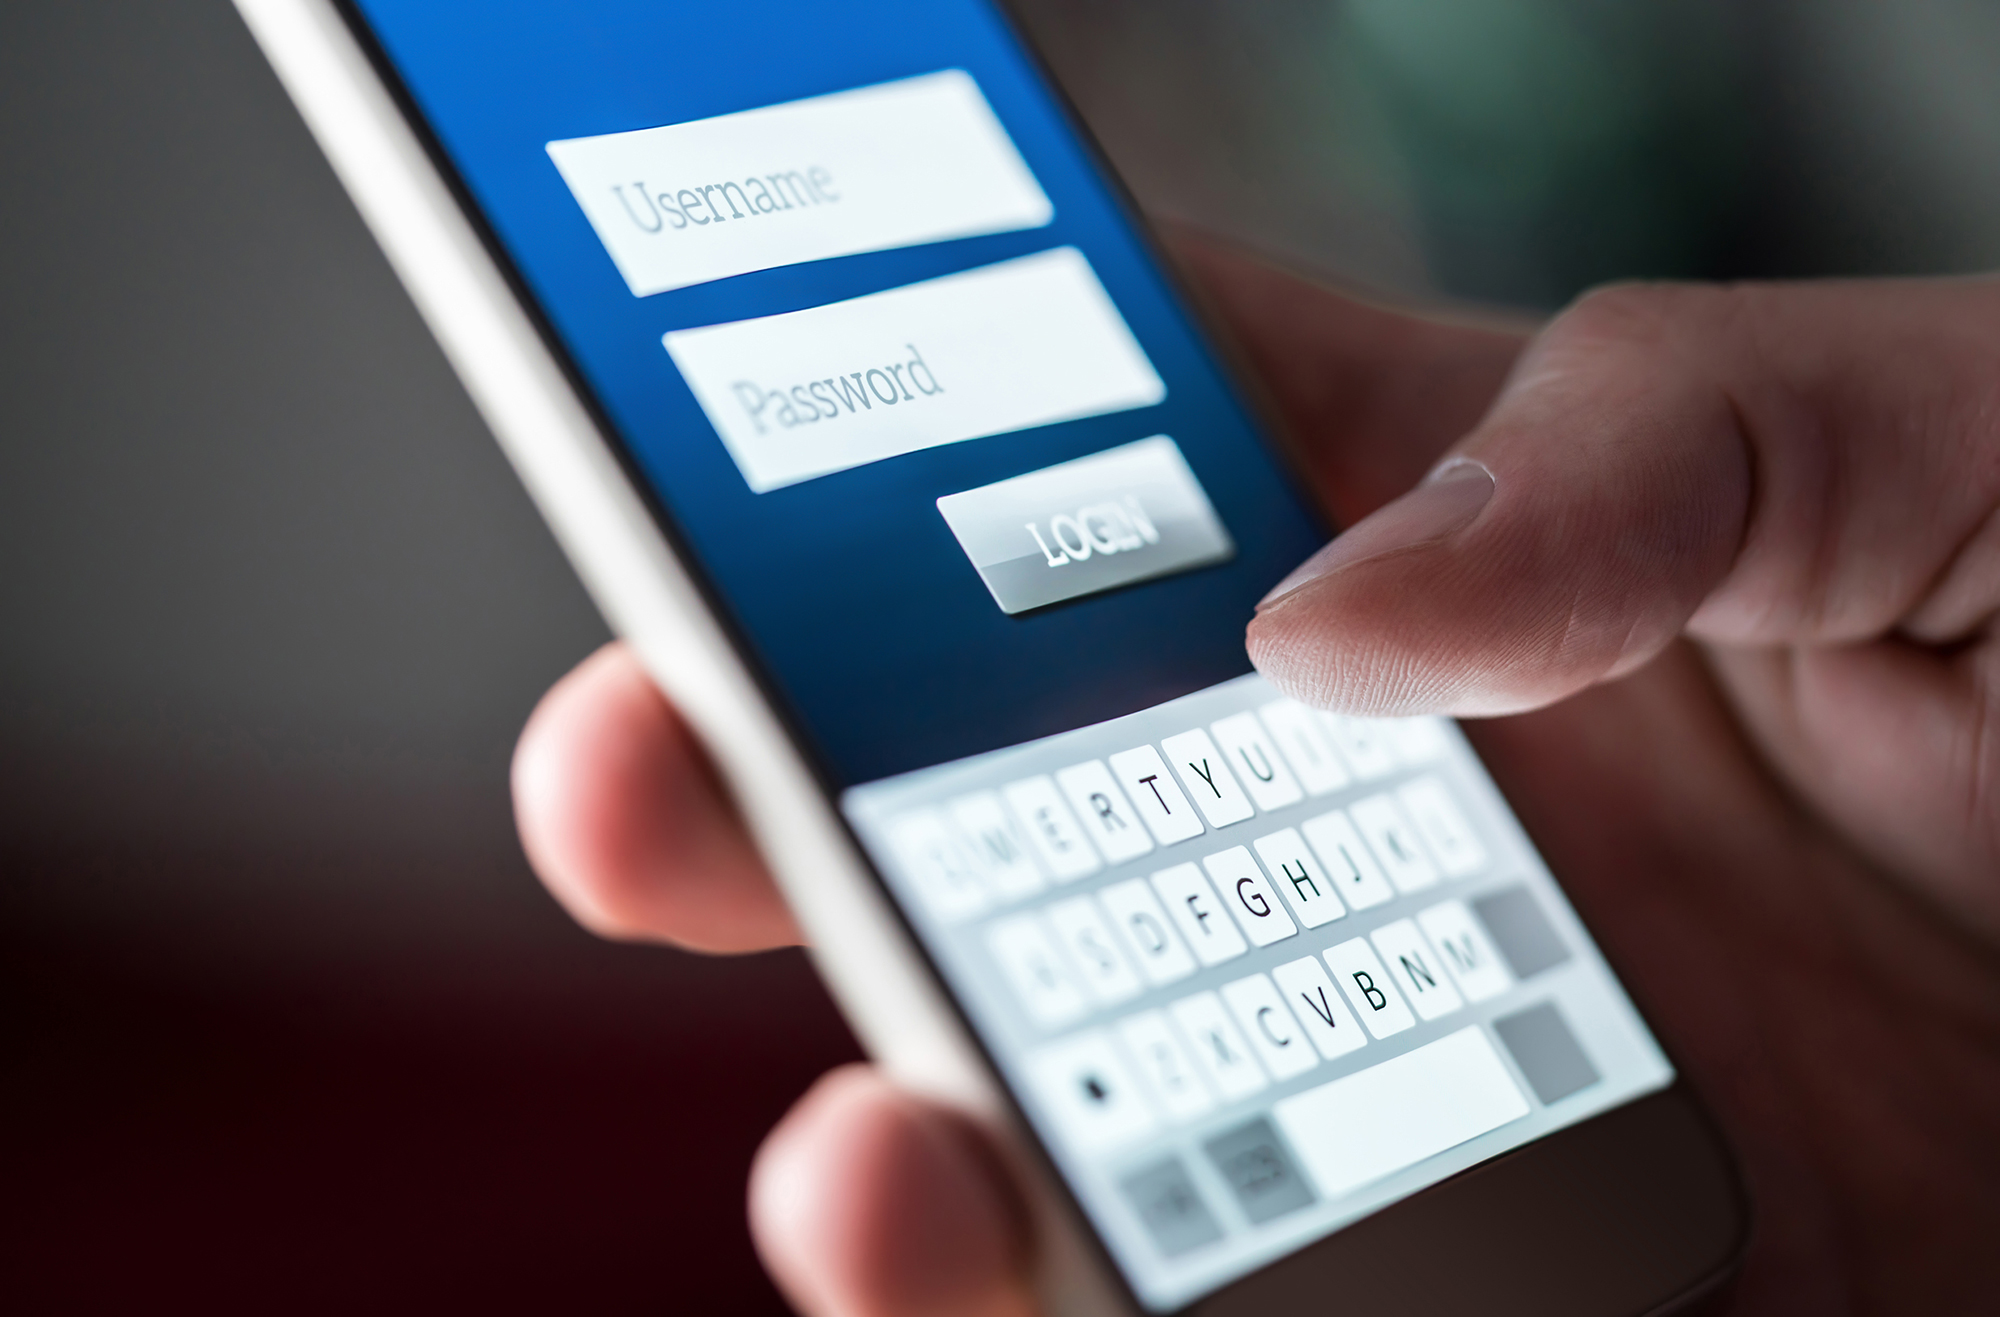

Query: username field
547;70;1053;297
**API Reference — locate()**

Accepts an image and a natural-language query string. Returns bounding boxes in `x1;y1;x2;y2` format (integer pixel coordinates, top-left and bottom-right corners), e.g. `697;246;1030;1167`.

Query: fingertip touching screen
343;2;1675;1309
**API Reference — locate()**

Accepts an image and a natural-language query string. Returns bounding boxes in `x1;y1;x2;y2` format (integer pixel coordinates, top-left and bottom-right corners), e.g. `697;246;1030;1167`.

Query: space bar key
1271;1027;1531;1199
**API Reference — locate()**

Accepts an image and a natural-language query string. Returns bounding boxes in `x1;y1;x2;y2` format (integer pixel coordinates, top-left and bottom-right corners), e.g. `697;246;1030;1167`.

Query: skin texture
511;238;2000;1316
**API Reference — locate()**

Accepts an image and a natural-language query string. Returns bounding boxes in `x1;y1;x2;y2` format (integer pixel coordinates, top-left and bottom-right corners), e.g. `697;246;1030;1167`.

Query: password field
663;247;1164;492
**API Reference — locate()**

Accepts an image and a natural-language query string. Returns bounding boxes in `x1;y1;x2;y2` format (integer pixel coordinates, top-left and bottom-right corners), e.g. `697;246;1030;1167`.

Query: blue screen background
350;0;1328;785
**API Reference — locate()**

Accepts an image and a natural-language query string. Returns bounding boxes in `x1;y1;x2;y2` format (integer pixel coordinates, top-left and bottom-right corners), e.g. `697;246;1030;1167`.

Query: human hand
513;239;2000;1315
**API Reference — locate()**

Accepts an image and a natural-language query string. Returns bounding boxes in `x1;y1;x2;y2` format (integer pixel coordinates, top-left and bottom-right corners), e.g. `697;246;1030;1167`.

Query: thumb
1249;276;2000;716
1250;282;1753;716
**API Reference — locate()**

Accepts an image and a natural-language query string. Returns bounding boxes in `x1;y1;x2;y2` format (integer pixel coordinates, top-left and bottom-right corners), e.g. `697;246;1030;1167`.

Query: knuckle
1539;281;1741;365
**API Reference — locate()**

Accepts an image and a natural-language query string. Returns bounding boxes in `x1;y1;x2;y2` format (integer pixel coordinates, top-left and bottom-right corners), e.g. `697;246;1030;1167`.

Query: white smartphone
233;1;1747;1312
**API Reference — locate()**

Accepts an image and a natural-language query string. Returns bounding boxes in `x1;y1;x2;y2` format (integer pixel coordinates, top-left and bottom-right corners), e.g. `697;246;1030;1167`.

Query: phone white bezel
228;0;1132;1311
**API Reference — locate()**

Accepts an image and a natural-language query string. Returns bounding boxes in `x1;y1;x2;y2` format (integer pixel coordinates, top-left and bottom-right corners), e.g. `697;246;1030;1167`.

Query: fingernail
1259;459;1495;608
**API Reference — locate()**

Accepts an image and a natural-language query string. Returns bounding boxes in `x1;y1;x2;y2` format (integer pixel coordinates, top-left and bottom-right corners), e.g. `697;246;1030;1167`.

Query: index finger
1168;230;1532;523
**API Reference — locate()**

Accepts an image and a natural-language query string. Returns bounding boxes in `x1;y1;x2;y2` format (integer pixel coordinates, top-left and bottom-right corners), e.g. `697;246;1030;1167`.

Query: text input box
547;70;1053;297
663;248;1166;492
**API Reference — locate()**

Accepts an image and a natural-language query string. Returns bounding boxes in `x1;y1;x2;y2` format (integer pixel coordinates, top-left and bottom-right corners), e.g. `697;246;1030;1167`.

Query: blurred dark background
4;1;1997;1311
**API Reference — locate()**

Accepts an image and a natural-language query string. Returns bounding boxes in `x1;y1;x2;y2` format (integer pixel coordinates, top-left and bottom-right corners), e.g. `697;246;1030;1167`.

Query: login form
352;0;1328;786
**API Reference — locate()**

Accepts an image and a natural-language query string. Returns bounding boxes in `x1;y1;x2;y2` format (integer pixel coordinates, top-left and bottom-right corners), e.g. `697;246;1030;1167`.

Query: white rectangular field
1273;1027;1531;1198
547;70;1053;296
664;248;1165;491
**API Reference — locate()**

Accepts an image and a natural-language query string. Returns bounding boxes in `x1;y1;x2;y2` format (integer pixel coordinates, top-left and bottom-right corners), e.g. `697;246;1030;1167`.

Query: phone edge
225;1;1136;1312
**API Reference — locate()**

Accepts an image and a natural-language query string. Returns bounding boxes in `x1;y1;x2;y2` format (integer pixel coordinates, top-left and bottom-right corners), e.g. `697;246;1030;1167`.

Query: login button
936;437;1234;614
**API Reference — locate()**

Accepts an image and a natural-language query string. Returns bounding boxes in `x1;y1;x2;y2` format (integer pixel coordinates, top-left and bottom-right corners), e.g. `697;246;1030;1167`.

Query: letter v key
1272;956;1367;1060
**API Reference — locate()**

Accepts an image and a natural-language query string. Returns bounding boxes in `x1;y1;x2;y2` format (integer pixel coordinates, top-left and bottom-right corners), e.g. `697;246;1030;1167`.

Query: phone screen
342;0;1675;1307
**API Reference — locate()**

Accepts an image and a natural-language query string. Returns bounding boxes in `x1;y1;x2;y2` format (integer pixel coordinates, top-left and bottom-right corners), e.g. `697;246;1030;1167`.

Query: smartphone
234;1;1747;1311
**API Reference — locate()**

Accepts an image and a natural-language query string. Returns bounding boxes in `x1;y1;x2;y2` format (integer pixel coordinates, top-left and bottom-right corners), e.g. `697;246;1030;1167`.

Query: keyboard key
1350;793;1441;894
1151;863;1250;966
885;809;989;922
947;791;1045;902
1324;937;1417;1039
1385;715;1451;765
1370;918;1466;1022
1045;895;1144;1008
1204;846;1298;947
1272;1027;1529;1198
1271;956;1368;1060
1210;712;1304;812
1027;1029;1157;1153
1318;712;1398;780
1055;760;1155;864
1300;810;1396;911
1119;1157;1223;1257
1116;1009;1215;1121
1493;1003;1600;1105
987;914;1088;1028
1098;878;1199;987
1001;776;1102;882
1203;1117;1317;1224
1472;886;1572;980
1221;973;1319;1080
1108;745;1206;845
1169;991;1269;1100
1258;699;1351;796
1252;827;1347;929
1161;728;1255;828
1396;776;1487;878
1416;899;1513;1002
